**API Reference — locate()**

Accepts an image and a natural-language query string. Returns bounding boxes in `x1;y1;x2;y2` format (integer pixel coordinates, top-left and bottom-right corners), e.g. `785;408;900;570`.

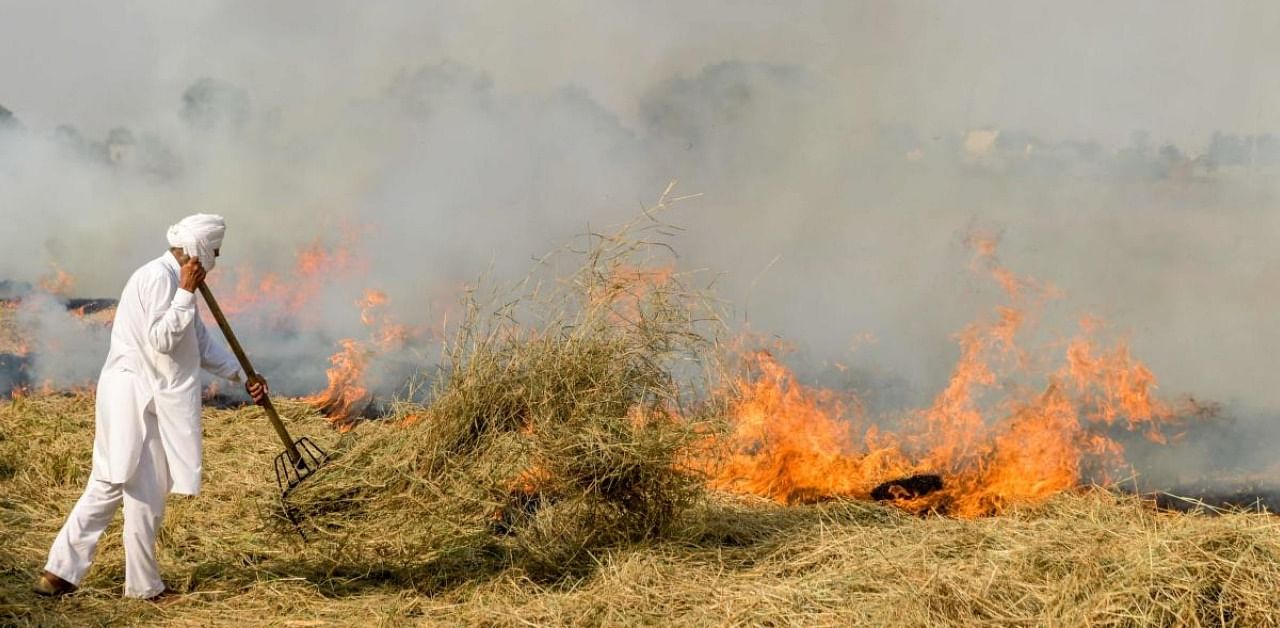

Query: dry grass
4;394;1280;626
0;304;21;354
283;194;718;582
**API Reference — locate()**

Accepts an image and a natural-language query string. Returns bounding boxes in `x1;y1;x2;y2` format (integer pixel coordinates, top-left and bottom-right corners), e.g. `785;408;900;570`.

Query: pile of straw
285;194;719;581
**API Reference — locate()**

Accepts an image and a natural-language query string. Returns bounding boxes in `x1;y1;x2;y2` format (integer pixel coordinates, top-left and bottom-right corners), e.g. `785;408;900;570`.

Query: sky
3;1;1280;145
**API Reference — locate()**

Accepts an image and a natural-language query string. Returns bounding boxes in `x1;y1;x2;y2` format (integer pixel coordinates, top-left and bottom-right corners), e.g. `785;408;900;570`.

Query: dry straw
283;184;721;581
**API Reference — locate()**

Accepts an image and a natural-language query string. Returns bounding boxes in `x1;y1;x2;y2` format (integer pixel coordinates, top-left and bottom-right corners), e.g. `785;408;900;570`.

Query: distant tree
1155;144;1188;178
1255;134;1280;166
106;127;135;146
1061;140;1103;162
0;103;20;135
385;60;494;118
0;105;13;149
640;61;809;147
135;135;182;181
639;61;817;178
52;124;84;146
181;78;250;131
51;124;107;163
995;129;1041;153
1115;131;1158;179
1158;144;1184;164
1206;131;1248;167
1129;130;1152;155
105;127;137;164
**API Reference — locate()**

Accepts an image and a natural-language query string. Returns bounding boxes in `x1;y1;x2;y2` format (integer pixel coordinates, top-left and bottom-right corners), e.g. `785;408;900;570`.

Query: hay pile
285;199;721;581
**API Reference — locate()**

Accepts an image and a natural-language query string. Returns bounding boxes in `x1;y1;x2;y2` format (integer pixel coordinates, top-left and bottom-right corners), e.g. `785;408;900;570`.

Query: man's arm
145;268;198;355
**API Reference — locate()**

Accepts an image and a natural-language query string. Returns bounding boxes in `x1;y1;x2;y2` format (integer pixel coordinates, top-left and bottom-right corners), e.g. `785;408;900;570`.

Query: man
33;214;268;601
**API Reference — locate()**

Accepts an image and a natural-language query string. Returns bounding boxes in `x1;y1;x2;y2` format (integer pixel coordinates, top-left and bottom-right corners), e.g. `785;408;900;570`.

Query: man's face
173;248;220;267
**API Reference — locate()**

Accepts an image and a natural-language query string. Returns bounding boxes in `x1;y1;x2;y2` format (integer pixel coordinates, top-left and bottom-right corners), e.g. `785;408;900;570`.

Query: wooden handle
197;283;302;463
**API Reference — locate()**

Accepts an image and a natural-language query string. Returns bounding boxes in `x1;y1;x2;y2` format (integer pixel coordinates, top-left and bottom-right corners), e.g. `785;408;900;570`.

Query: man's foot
145;586;184;607
32;570;77;597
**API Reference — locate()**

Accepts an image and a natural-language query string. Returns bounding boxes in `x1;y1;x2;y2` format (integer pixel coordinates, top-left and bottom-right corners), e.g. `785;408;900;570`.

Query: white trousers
45;406;170;599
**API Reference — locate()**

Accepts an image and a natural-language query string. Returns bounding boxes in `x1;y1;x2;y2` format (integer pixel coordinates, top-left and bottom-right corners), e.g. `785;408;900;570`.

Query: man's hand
179;256;206;292
246;374;269;406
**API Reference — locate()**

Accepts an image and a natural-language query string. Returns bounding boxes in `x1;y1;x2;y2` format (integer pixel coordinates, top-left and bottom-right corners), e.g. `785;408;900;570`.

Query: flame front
304;288;422;430
707;240;1184;517
38;265;75;296
210;237;364;322
708;350;911;503
304;338;371;429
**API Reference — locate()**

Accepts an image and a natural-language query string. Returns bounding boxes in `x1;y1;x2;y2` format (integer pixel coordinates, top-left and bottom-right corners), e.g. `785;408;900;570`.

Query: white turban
166;213;226;271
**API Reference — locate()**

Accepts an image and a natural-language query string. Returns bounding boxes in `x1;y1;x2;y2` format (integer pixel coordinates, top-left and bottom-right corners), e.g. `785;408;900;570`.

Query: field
5;218;1280;627
3;393;1280;627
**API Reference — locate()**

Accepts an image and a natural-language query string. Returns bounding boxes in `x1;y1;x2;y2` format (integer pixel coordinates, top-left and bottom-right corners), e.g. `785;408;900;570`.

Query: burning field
4;201;1280;626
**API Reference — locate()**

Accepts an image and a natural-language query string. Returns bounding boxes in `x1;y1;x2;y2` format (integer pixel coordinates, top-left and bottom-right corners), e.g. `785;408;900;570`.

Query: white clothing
95;252;242;496
45;406;170;598
165;213;225;271
44;251;244;596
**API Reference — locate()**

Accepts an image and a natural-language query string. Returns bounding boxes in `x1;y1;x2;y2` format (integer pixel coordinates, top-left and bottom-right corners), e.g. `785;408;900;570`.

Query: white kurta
93;252;243;495
45;252;243;596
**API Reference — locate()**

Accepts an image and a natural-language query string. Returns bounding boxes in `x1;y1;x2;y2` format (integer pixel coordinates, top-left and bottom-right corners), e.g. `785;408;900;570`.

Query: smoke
9;295;111;391
2;2;1280;483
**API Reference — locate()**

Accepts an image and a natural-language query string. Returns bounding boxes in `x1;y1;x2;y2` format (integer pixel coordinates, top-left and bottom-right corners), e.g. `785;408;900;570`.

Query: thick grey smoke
2;2;1279;485
14;295;111;389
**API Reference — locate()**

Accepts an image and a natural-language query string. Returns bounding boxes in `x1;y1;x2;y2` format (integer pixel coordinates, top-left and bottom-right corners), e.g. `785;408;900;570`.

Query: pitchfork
197;283;331;528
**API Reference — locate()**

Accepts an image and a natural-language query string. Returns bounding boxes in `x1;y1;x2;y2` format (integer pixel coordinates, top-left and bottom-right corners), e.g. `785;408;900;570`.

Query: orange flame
208;235;364;321
707;240;1184;517
38;265;75;296
304;338;371;431
708;350;911;503
306;288;423;430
